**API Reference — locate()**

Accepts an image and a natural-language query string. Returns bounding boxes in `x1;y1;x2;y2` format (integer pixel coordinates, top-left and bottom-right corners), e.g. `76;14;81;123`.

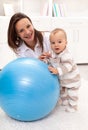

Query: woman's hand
39;52;51;61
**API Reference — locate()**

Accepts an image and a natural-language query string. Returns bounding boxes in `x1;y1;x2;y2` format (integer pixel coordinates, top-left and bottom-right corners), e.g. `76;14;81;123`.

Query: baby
47;28;81;112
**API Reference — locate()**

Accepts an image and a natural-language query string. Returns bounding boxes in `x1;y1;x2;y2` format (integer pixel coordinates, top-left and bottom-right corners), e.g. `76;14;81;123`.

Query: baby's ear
66;40;67;44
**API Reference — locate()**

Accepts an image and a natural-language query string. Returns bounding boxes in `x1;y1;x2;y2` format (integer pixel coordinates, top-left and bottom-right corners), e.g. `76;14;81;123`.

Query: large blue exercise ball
0;58;60;121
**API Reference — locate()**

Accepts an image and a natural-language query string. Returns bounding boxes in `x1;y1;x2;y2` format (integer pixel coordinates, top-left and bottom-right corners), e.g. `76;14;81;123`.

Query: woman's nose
25;29;30;34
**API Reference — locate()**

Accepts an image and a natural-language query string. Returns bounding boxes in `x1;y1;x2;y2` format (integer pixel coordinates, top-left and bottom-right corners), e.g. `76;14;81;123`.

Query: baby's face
50;31;67;54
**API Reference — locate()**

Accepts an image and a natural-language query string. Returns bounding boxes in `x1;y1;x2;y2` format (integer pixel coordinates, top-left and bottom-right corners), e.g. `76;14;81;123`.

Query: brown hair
8;12;43;52
50;28;67;41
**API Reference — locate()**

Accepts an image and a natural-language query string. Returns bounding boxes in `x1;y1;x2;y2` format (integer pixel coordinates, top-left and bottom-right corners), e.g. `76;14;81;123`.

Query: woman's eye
27;25;30;28
19;29;24;33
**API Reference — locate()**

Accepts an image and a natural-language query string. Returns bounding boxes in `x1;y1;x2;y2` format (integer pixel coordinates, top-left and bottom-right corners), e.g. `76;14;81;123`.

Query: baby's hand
48;66;58;74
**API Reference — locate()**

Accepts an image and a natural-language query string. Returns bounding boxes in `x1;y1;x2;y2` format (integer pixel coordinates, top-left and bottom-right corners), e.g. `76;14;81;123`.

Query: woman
8;12;51;59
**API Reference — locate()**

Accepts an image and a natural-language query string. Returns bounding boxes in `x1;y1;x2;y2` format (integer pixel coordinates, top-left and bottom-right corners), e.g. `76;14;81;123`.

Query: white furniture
0;44;16;69
0;0;88;69
0;16;17;69
0;0;22;16
51;17;88;64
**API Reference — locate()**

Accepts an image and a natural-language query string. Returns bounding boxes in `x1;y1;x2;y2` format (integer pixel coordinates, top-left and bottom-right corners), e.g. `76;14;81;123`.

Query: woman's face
15;18;35;45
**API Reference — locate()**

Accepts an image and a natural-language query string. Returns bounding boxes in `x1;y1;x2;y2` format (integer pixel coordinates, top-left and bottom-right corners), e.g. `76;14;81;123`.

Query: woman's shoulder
42;31;51;52
17;42;28;51
43;31;50;38
42;31;50;43
15;42;29;57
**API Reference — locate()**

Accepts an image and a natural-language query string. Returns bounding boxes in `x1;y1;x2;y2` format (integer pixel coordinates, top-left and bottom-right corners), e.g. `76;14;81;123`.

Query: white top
16;32;50;58
49;48;81;88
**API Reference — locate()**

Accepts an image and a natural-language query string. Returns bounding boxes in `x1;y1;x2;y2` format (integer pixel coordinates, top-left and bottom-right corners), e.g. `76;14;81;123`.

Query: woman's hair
8;12;43;52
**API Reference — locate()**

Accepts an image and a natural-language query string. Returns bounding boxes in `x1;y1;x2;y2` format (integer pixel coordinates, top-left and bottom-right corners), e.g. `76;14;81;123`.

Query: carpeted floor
0;65;88;130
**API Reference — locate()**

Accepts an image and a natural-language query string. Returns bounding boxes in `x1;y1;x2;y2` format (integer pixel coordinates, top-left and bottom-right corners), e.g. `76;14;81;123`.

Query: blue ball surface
0;58;60;121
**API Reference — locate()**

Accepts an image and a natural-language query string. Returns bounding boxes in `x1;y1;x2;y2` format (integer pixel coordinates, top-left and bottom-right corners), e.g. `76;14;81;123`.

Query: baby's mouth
55;48;60;50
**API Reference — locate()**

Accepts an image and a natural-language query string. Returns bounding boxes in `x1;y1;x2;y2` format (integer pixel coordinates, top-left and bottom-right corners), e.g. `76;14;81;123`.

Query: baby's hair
50;28;67;41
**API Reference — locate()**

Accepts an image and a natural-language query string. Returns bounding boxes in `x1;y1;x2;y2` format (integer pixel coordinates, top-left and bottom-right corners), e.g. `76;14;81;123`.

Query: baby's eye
51;42;55;44
58;41;62;43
